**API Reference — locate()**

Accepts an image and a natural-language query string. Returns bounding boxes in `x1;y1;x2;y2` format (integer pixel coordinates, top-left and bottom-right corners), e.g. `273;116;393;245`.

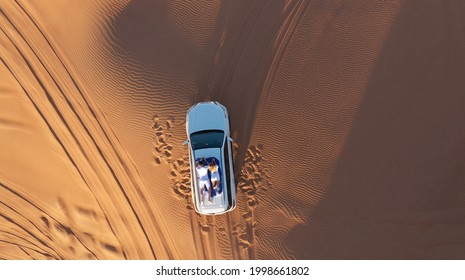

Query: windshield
190;130;224;150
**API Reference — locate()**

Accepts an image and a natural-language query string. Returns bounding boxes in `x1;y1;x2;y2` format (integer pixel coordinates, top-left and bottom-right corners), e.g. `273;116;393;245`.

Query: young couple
195;158;220;203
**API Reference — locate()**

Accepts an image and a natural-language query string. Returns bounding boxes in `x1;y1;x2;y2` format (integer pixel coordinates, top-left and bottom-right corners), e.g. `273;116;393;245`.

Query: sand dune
1;0;464;259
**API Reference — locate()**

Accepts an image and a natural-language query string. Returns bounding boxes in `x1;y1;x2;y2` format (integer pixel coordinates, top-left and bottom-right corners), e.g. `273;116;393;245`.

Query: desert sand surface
1;0;465;259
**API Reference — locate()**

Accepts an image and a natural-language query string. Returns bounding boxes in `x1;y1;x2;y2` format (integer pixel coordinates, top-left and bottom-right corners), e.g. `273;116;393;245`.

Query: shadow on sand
112;0;287;173
287;1;465;259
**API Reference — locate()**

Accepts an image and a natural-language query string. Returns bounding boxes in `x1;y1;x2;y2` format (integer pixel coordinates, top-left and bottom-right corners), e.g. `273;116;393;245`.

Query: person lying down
196;157;222;204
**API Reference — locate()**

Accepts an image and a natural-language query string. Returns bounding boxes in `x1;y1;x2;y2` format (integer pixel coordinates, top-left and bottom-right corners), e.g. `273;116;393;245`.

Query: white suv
183;101;236;215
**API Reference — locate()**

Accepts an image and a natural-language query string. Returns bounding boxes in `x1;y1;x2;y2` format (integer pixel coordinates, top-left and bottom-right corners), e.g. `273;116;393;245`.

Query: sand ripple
2;0;465;260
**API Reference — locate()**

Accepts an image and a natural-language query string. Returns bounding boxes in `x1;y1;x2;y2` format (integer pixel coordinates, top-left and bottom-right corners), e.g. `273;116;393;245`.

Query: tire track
1;1;179;259
192;0;308;259
259;0;311;107
151;115;217;259
192;1;272;260
0;177;105;259
232;0;306;259
0;12;138;259
8;3;162;259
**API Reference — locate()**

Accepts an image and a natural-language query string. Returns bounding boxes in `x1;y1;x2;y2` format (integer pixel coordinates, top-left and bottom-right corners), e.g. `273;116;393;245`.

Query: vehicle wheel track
0;1;180;259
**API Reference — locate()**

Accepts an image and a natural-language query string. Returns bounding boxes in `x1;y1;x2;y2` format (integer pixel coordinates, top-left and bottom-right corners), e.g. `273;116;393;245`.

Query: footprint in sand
150;115;195;209
170;155;194;209
234;144;272;251
238;144;271;209
232;223;251;249
151;115;175;165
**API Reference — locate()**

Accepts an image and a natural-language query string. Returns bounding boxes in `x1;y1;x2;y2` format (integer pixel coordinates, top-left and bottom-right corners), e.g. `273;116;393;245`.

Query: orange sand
1;0;464;259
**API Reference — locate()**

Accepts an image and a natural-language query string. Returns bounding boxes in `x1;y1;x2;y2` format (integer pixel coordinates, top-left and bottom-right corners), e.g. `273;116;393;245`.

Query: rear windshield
190;130;224;150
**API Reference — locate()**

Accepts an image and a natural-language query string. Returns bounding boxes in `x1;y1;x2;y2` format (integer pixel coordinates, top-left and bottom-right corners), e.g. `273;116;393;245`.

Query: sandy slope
1;0;464;259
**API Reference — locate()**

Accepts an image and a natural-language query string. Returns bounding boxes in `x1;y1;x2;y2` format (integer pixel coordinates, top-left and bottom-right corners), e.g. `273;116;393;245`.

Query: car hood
187;102;227;134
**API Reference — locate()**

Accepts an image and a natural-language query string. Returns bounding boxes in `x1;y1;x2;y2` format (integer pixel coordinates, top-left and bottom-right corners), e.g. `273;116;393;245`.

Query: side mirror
227;136;233;142
182;140;188;146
